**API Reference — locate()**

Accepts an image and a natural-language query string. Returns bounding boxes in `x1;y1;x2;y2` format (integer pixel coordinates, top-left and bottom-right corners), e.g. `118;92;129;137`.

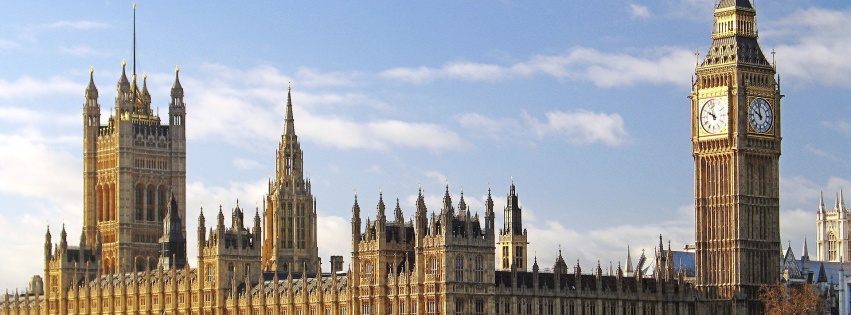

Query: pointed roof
716;0;753;10
817;262;828;283
86;67;98;99
118;60;130;91
351;193;361;219
802;235;810;260
625;244;634;273
819;191;826;213
284;83;295;136
171;66;184;98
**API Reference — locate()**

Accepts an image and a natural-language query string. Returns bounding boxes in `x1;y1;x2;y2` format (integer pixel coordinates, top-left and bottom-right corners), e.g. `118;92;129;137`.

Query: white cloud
380;47;695;88
805;145;841;162
780;175;851;210
0;131;80;202
629;4;652;19
42;21;107;30
295;67;360;87
0;76;83;99
456;113;520;139
232;157;262;171
524;110;631;147
762;8;851;87
183;64;466;152
0;107;78;126
526;204;694;272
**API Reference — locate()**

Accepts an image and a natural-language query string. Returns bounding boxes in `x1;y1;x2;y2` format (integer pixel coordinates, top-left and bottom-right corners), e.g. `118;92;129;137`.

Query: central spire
284;82;295;136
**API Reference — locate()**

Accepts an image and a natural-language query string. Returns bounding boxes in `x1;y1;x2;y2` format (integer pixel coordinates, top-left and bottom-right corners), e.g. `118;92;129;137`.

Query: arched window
455;256;464;281
829;232;838;261
430;256;439;276
135;186;143;221
474;255;484;283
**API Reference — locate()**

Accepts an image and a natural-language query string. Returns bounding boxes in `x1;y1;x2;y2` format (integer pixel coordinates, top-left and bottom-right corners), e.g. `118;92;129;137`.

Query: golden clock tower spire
692;0;781;313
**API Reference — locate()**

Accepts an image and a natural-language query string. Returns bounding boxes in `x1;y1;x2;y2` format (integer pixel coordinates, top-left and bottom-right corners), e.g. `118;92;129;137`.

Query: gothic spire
625;244;634;274
819;191;826;213
284;82;295;136
802;235;810;260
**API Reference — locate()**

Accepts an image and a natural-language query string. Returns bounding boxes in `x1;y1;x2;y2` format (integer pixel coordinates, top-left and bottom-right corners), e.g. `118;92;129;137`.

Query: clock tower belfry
691;0;781;313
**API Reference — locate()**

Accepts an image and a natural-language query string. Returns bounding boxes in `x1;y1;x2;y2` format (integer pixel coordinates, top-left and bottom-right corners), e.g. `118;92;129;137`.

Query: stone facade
83;64;187;274
691;0;782;313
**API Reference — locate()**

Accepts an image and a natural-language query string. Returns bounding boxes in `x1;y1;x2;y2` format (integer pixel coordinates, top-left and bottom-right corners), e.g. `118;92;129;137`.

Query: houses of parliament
0;1;785;314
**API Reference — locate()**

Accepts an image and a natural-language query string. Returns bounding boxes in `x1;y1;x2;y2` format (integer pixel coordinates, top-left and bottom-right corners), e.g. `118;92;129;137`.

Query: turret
59;224;68;254
394;196;404;224
116;60;132;113
415;187;428;237
352;194;361;244
253;208;262;243
198;207;206;257
44;226;52;263
217;206;225;234
169;66;186;138
485;186;495;237
441;184;454;218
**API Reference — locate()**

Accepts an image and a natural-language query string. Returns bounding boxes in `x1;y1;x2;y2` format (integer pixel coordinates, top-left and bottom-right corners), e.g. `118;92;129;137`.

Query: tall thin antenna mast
133;2;137;78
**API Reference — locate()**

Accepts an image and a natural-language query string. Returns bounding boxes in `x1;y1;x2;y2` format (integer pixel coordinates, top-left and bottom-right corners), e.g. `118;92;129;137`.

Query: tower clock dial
749;98;773;133
699;98;728;134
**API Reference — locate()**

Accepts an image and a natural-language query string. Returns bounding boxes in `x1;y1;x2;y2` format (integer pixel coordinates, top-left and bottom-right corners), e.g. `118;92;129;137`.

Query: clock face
699;98;728;134
749;98;773;133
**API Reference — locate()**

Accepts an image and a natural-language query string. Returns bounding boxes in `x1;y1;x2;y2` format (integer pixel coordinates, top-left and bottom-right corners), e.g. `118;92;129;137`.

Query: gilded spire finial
133;2;136;9
89;66;94;74
122;59;127;67
143;73;147;81
175;65;180;74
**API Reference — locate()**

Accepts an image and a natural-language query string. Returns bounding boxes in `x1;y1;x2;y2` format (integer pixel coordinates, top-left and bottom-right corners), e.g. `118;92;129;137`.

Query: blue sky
1;1;850;290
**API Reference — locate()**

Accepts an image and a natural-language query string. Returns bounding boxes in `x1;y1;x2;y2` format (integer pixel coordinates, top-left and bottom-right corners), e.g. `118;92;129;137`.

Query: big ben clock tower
692;0;781;313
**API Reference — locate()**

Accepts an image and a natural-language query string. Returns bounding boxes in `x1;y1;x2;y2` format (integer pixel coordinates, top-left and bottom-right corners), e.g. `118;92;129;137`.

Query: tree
759;281;826;315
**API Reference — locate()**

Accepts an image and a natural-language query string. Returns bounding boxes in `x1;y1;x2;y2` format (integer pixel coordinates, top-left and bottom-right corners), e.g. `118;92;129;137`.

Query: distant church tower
262;85;320;273
692;0;781;313
816;190;850;262
82;64;187;273
497;182;528;271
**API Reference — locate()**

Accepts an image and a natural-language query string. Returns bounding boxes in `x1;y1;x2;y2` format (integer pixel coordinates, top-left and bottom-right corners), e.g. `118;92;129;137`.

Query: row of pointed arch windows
454;255;485;282
134;184;168;222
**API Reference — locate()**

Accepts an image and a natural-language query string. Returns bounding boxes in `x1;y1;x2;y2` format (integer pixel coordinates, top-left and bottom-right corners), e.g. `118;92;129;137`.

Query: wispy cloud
763;8;851;87
381;47;694;88
780;175;851;209
821;120;851;138
524;110;631;147
0;76;83;99
295;67;361;88
41;20;107;30
456;112;520;139
183;64;466;152
629;4;652;19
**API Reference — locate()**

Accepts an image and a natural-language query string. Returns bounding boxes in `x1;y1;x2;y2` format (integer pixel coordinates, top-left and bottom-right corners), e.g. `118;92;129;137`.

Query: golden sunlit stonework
0;0;784;314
